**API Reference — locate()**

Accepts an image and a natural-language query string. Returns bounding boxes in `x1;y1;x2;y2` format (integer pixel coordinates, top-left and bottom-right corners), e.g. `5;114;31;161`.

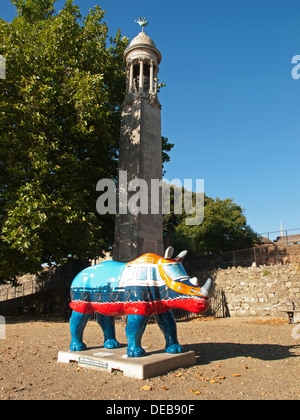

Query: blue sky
1;0;300;238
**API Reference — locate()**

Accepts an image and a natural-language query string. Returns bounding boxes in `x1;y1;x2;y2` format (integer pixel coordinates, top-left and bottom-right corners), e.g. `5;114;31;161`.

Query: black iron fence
259;228;300;245
0;277;50;302
184;243;300;274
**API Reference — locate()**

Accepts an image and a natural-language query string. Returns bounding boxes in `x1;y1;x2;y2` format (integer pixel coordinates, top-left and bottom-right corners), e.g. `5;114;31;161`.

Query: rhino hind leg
154;311;183;354
70;311;92;351
125;314;149;357
95;313;120;349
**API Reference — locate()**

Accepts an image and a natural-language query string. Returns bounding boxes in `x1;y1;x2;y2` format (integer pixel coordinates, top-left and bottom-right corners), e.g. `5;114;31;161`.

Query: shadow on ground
183;342;300;364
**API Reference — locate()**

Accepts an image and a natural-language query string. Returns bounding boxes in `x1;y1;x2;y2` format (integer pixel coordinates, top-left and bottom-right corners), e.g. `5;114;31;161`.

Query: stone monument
113;20;164;262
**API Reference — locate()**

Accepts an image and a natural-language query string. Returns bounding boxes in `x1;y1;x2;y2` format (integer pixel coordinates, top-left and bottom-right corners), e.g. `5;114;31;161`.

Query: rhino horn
175;250;188;261
164;246;174;260
200;278;213;297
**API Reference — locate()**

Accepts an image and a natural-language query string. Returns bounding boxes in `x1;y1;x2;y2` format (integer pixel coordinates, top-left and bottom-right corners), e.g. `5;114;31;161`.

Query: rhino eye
164;263;188;279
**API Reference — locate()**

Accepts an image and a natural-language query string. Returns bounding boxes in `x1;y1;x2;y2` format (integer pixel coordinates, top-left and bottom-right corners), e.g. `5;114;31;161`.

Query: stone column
150;61;154;94
129;61;134;91
154;74;158;95
139;59;144;91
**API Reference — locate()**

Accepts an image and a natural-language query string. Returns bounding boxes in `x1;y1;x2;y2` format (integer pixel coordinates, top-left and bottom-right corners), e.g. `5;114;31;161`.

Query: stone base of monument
58;345;196;380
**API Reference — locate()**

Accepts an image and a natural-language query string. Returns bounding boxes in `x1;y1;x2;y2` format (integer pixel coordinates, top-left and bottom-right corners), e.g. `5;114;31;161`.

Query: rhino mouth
171;295;210;315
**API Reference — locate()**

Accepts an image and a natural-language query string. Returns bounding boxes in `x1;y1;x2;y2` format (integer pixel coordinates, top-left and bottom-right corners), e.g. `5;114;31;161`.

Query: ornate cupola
123;20;162;107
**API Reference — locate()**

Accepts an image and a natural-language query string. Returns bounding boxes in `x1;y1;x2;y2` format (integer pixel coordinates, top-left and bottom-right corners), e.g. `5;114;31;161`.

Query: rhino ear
190;277;199;286
175;250;188;261
164;246;174;260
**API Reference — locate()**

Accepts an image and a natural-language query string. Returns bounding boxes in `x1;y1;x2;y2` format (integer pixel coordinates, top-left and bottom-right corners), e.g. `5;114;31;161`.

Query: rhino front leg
95;313;120;349
154;311;183;354
126;315;149;357
70;311;92;351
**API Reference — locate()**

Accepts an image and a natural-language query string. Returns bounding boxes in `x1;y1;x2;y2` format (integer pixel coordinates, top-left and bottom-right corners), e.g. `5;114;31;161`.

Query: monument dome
124;31;162;66
123;27;162;99
129;31;157;49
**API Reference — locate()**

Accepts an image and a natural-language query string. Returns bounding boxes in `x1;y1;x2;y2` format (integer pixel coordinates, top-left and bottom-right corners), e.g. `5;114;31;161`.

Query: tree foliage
0;0;173;284
0;0;129;282
165;197;259;256
161;136;173;175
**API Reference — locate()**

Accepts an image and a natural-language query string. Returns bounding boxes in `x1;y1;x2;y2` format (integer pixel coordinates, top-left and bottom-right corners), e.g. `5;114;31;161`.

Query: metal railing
0;276;61;302
259;228;300;245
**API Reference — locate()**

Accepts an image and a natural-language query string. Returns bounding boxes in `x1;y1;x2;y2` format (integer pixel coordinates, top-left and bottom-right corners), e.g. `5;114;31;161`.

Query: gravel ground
0;315;299;400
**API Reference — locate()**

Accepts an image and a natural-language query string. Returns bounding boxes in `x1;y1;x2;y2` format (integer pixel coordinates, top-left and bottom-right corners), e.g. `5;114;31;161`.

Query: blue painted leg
154;311;183;354
96;313;120;349
70;311;92;351
125;315;148;357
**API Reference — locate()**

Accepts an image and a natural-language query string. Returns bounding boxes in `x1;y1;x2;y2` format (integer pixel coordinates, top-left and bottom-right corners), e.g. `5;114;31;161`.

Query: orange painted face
129;253;208;299
157;259;208;299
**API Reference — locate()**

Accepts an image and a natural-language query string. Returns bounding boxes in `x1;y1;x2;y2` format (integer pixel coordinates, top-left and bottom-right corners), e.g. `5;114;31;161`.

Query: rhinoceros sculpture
69;247;213;357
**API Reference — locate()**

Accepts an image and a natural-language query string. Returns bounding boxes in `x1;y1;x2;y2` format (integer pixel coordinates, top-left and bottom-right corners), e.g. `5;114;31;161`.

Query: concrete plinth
58;346;196;380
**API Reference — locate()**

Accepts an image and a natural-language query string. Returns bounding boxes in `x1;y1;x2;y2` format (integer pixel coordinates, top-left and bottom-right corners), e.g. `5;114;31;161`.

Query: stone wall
213;263;300;318
0;260;89;317
183;244;300;318
187;261;300;318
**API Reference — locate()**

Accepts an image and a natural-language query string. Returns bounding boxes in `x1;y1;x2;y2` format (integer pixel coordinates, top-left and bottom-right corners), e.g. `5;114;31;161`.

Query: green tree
163;183;212;235
0;0;128;283
0;0;173;284
161;137;174;175
172;198;259;255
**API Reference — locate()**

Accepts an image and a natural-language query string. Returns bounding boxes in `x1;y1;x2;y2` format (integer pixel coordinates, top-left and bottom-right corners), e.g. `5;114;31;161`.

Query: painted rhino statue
69;247;213;357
